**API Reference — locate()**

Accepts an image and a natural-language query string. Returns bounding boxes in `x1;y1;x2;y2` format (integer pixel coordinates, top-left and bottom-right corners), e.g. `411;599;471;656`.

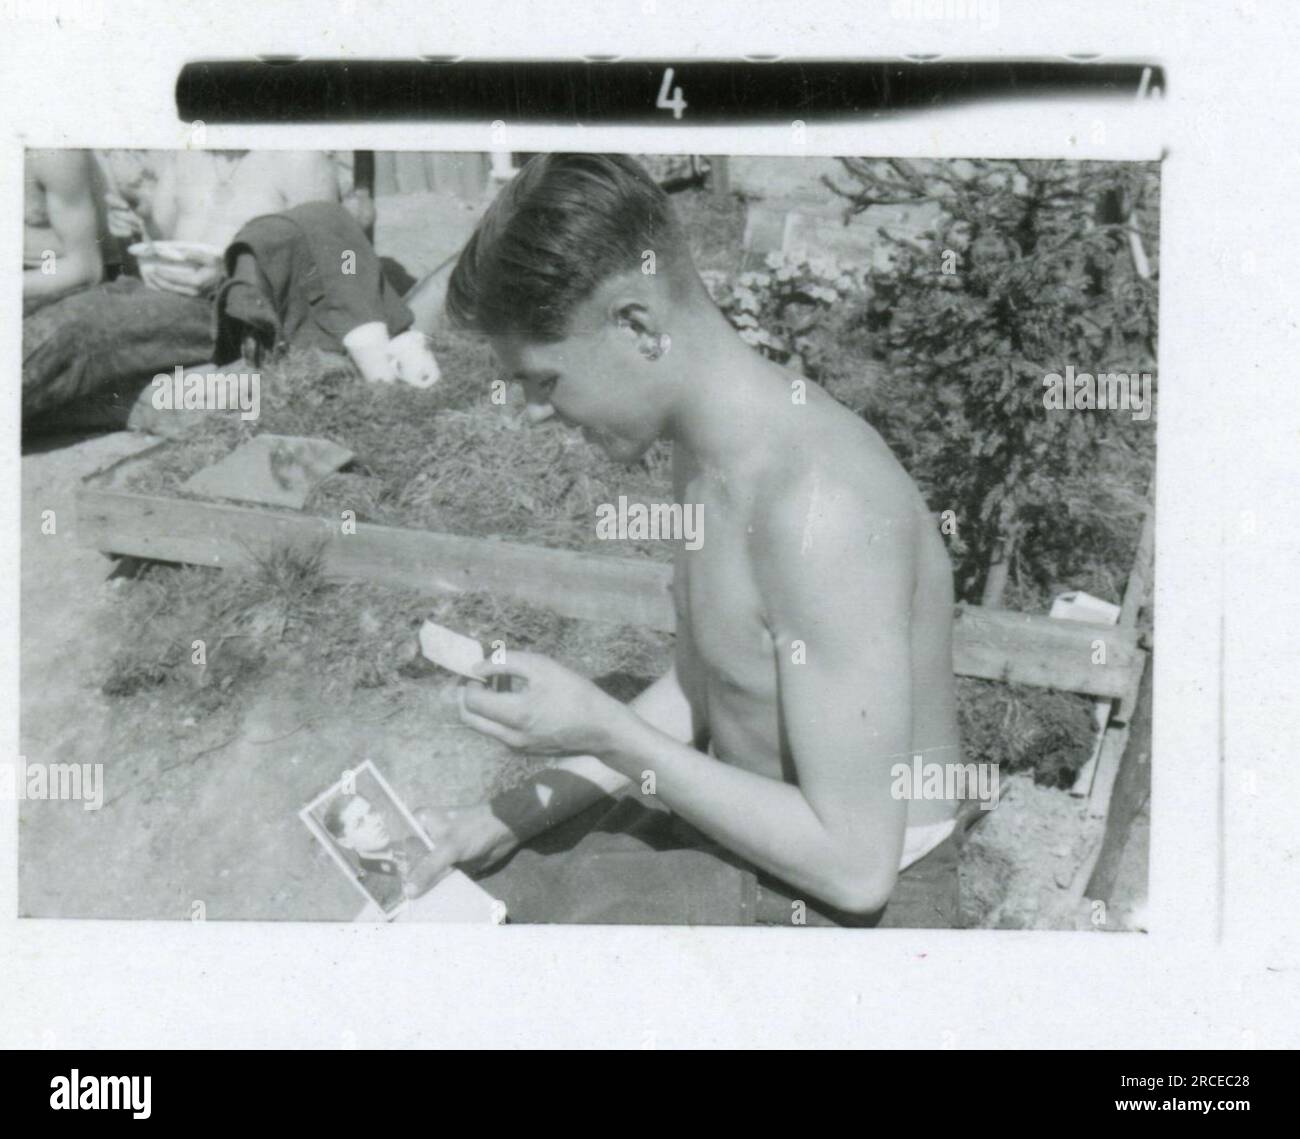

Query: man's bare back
672;356;962;829
150;150;338;249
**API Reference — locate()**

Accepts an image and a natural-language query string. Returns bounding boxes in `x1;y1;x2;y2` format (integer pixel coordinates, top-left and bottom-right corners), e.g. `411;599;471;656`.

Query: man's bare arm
143;153;179;239
410;664;695;884
481;664;694;847
23;152;103;312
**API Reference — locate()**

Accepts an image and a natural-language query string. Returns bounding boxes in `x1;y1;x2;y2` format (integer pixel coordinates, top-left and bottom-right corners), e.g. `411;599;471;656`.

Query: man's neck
665;311;787;478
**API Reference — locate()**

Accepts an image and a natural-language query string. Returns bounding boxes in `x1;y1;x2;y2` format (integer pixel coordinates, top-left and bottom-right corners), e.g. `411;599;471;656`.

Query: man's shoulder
748;416;923;620
28;149;92;190
755;447;917;556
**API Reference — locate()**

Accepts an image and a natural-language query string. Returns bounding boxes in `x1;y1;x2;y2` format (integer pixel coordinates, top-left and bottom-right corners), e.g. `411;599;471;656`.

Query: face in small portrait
323;793;391;858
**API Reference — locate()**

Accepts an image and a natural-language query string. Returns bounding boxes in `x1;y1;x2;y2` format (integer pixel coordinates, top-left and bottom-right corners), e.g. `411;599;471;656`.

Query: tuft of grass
102;542;329;710
957;677;1096;788
242;538;328;613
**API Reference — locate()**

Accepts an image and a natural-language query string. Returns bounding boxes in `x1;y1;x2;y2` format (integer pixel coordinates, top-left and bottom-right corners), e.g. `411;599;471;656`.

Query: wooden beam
1085;654;1153;903
373;152;399;197
75;479;1143;699
951;604;1141;700
393;151;432;194
708;155;731;197
76;483;676;632
1074;494;1156;799
1115;502;1155;722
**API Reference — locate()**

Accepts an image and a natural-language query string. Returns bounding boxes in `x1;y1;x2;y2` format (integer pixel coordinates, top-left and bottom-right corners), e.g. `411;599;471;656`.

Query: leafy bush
820;157;1159;607
700;251;866;375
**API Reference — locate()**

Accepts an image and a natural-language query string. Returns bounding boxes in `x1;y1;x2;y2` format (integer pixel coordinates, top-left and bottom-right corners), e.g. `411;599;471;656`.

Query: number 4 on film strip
656;67;687;119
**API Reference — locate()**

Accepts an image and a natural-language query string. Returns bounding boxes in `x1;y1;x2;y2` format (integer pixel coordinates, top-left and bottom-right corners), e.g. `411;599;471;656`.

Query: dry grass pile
122;332;675;559
957;677;1097;788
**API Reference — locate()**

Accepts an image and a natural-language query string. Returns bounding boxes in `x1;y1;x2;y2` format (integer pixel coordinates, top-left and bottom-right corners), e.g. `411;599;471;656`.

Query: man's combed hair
322;794;356;840
446;154;686;341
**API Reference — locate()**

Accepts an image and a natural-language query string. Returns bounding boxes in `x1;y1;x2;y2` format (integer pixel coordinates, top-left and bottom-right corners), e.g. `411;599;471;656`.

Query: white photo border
2;0;1296;1050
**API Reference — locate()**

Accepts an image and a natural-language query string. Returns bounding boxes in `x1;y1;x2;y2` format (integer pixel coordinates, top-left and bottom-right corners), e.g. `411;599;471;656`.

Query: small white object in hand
418;620;484;680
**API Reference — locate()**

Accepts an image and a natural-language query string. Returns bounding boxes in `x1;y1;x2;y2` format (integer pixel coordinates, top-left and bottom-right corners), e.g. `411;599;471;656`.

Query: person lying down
407;153;971;927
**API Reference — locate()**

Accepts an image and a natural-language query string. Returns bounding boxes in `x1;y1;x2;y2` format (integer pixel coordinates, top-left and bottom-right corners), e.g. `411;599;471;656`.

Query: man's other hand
404;804;520;898
458;651;627;756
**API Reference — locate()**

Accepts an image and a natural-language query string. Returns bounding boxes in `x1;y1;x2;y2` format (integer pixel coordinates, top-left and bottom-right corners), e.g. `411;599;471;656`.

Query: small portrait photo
300;761;433;918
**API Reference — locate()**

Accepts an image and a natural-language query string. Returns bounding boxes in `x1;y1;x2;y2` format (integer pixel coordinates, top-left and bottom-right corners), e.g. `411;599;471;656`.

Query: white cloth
899;817;958;871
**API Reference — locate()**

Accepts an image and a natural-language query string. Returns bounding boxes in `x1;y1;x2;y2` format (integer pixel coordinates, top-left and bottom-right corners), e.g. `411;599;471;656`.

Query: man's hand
403;803;521;899
104;190;145;240
457;651;630;756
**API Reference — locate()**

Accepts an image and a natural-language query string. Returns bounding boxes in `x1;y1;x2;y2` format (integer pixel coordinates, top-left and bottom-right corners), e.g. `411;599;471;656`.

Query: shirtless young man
137;150;339;295
415;154;964;926
23;150;104;315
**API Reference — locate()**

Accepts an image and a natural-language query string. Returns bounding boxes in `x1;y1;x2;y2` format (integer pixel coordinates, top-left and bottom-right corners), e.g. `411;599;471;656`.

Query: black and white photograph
18;145;1158;930
2;0;1297;1067
301;760;437;918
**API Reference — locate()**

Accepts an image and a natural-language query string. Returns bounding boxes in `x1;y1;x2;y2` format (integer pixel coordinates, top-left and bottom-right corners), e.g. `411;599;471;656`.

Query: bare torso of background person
151;150;339;249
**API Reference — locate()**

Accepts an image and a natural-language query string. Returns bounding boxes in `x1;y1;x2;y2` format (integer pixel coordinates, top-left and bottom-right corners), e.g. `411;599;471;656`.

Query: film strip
176;58;1167;124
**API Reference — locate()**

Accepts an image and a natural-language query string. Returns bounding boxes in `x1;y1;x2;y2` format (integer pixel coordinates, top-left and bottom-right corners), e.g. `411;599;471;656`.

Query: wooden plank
76;484;677;631
1079;495;1155;804
1115;503;1155;722
708;155;731;197
1070;721;1106;799
352;151;375;196
393;152;431;194
1074;494;1155;798
373;152;399;197
951;604;1141;700
1087;721;1131;819
1119;505;1155;628
75;480;1143;697
1085;654;1153;903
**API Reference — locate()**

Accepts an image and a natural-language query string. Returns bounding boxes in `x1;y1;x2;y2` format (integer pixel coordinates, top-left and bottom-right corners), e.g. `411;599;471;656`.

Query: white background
0;0;1296;1049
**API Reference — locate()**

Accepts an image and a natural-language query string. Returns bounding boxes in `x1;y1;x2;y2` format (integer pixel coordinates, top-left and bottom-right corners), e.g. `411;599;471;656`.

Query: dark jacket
214;200;412;365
